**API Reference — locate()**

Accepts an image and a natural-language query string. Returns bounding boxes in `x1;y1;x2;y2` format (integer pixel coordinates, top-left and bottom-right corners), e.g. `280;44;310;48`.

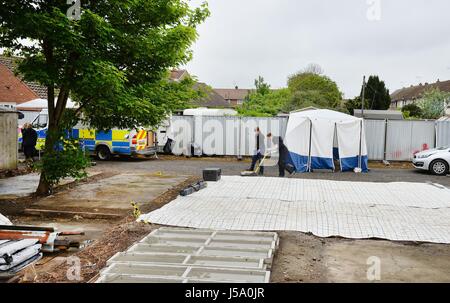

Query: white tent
183;107;237;116
285;109;369;172
17;98;77;110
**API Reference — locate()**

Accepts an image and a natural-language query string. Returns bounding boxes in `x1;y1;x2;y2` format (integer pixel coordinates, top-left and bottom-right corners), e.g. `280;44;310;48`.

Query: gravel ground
93;155;450;187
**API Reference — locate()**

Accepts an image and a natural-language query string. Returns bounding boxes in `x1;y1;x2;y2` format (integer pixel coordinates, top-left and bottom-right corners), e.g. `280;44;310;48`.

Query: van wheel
96;146;111;161
430;160;448;176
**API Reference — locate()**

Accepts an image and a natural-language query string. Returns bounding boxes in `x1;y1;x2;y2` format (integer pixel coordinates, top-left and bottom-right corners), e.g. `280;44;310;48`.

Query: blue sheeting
310;156;334;171
340;155;369;172
288;152;309;173
290;151;369;173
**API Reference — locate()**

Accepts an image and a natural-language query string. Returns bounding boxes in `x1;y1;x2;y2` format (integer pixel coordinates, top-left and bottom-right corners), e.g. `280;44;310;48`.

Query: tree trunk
36;39;55;195
35;124;57;195
36;47;77;195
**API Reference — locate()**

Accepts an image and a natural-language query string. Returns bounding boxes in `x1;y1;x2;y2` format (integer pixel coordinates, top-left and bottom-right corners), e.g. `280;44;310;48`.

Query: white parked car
413;146;450;176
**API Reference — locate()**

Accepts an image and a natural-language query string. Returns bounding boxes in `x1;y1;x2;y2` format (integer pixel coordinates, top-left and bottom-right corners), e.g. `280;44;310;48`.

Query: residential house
390;79;450;109
0;57;41;111
169;70;232;111
170;69;190;82
215;87;253;107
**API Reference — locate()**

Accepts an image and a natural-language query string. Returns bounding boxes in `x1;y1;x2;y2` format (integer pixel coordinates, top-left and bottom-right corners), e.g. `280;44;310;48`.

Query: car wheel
96;145;111;161
430;159;449;176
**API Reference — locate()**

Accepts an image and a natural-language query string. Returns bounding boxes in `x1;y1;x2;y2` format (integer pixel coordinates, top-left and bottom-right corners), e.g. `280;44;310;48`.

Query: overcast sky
185;0;450;98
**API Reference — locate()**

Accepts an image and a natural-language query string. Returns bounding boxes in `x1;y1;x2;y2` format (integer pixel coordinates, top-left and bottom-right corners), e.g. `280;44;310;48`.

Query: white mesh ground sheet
139;176;450;244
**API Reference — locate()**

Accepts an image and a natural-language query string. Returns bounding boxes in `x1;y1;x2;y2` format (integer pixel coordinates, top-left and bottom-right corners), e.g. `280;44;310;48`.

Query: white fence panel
410;121;436;154
171;116;194;156
436;121;450;147
167;116;441;161
364;120;386;161
170;116;287;156
201;116;239;156
386;120;435;161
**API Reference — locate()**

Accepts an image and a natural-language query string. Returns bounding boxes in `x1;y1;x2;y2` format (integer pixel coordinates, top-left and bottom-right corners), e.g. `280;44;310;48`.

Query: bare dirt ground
3;155;450;283
271;233;450;283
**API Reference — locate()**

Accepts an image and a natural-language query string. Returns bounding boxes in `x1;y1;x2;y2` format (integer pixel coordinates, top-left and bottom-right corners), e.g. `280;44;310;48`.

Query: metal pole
383;119;388;161
308;119;312;172
358;120;363;170
361;76;366;118
237;117;242;160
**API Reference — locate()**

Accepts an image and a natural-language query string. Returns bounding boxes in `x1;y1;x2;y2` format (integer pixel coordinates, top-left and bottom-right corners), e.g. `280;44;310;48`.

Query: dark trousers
23;145;35;160
278;161;286;177
250;152;264;174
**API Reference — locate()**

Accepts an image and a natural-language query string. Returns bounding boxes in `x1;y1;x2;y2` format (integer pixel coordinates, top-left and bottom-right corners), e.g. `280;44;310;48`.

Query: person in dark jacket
248;127;266;175
267;133;290;177
22;123;38;161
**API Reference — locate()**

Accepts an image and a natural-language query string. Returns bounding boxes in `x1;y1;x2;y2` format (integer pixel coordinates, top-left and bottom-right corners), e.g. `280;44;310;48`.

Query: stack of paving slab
0;213;43;278
96;227;279;283
0;239;43;278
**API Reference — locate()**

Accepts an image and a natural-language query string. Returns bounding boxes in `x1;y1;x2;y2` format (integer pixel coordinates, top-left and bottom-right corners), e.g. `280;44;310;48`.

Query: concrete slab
98;263;270;283
130;243;273;259
32;173;188;211
141;229;279;252
107;252;266;269
0;172;101;200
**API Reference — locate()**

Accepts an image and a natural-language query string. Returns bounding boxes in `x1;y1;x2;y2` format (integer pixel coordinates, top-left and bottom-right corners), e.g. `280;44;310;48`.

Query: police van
19;109;158;160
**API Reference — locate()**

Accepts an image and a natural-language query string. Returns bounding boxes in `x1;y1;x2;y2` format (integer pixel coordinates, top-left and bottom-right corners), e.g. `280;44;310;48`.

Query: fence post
383;119;388;161
434;120;437;149
237;116;242;160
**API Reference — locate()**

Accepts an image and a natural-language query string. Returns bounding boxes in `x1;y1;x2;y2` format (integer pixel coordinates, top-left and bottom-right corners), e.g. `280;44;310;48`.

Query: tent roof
183;107;238;116
290;109;361;122
17;98;77;110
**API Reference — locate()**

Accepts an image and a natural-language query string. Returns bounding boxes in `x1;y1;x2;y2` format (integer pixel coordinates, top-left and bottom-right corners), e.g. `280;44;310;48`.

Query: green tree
344;97;369;115
254;76;271;96
401;104;423;119
237;89;291;117
287;72;342;108
417;88;450;119
362;75;391;110
0;0;209;194
283;90;328;112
